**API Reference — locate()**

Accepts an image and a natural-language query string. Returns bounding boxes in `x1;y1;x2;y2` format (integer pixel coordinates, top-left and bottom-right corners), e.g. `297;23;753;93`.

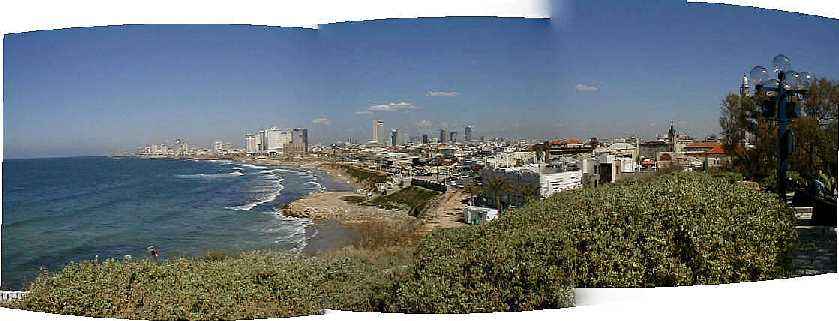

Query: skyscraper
245;134;257;154
372;120;384;144
464;125;473;142
439;129;447;143
421;134;429;144
449;131;457;143
266;127;291;152
390;129;399;146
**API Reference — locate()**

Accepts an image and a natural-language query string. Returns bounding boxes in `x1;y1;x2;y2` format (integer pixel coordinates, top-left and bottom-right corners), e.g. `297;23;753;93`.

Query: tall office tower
291;128;309;152
439;129;447;143
398;130;407;145
464;125;472;142
214;141;224;154
256;129;267;151
372;120;384;144
245;134;257;154
421;134;429;144
449;131;457;143
390;129;399;146
265;127;291;152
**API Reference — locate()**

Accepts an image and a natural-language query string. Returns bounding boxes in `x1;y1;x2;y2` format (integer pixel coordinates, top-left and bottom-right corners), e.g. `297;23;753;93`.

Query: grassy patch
365;186;441;217
340;195;367;204
334;164;388;189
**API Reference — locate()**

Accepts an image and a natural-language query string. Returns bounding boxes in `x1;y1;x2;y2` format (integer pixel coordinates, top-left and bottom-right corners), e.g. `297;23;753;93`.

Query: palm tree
484;175;511;211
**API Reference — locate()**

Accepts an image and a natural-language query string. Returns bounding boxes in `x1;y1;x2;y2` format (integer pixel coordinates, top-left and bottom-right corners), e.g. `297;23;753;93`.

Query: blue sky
4;0;839;158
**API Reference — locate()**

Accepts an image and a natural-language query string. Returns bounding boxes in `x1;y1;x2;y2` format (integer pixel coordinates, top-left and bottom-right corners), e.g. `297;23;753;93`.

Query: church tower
668;120;676;152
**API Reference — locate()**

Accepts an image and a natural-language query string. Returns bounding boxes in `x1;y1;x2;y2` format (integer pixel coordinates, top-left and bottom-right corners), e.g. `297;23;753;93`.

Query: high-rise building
266;127;291;152
256;129;267;151
372;120;384;144
390;129;399;146
449;131;457;143
439;129;447;143
214;141;224;154
464;125;473;142
286;128;309;154
421;134;429;144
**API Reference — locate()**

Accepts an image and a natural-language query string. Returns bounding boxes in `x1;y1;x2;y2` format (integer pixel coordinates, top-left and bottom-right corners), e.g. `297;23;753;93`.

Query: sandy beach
236;157;467;252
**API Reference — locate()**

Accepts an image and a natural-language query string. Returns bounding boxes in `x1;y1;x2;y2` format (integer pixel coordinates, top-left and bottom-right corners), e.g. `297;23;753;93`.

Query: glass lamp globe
799;72;813;88
749;65;769;86
761;78;779;88
772;54;791;73
783;70;800;89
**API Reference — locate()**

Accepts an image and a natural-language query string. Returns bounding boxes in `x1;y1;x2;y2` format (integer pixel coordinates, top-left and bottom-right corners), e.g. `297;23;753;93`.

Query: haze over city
4;0;839;158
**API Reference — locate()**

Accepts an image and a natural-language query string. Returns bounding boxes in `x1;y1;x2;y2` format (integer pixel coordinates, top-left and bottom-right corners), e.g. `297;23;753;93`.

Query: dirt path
419;189;468;235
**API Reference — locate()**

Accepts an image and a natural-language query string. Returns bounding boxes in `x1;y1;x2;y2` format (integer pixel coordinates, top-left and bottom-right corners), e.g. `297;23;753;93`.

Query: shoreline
181;157;463;253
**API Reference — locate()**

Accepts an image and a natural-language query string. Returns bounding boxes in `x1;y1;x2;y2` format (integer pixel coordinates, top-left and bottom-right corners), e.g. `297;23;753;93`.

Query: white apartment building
539;170;582;197
372;120;384;145
265;127;292;152
245;135;258;154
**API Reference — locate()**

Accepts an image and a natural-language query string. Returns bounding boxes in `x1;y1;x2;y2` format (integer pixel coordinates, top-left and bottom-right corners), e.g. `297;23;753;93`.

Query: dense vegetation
7;173;799;319
719;78;838;191
8;252;397;320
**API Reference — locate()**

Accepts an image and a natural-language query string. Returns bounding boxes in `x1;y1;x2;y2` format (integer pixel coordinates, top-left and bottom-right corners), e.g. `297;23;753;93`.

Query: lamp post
748;54;813;202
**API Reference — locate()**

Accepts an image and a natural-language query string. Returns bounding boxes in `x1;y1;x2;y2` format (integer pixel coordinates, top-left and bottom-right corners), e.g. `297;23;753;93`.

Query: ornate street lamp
748;54;812;201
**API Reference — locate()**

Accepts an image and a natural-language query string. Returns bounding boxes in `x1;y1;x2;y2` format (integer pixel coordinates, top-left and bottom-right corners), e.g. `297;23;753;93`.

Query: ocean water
1;157;352;290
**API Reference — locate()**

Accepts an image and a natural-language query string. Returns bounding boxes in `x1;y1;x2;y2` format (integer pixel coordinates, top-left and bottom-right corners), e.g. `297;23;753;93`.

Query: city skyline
4;0;839;158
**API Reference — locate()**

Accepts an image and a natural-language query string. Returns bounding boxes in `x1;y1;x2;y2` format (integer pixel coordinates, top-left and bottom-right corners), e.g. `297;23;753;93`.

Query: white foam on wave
175;170;244;178
303;181;324;191
226;181;285;211
206;159;234;165
269;209;314;253
240;163;268;170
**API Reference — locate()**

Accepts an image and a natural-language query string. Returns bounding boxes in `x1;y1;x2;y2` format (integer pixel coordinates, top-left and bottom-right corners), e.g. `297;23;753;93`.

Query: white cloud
312;117;331;125
417;120;433;128
426;90;460;97
575;83;599;92
354;110;373;115
367;101;416;112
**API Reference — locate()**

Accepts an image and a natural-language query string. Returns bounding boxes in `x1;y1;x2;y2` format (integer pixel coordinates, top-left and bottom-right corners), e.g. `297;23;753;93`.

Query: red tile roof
685;142;721;149
705;145;727;155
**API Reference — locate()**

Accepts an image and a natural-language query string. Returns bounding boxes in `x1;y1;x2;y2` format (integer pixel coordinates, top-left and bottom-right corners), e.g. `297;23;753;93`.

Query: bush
394;172;798;309
522;172;796;286
9;252;394;320
388;226;575;313
711;171;744;184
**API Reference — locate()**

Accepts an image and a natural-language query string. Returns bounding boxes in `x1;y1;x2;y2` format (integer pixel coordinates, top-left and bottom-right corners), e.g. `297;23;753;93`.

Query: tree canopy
719;78;838;188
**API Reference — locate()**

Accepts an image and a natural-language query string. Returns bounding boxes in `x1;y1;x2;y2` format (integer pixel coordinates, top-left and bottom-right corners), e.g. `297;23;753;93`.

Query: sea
1;156;353;290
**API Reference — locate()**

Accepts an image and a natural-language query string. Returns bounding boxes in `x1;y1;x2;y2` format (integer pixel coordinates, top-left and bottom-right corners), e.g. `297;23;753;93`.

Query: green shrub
521;172;796;286
389;225;575;313
395;172;798;307
711;171;744;184
9;252;394;320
